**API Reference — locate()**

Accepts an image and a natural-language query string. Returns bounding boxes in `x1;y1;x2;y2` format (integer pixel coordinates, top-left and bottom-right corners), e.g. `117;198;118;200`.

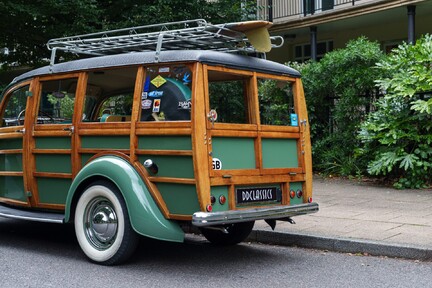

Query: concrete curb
247;230;432;261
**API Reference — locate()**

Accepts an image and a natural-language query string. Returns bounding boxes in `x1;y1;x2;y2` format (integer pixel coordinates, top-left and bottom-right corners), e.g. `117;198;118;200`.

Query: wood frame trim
0;171;24;176
33;172;73;179
32;149;71;154
192;62;211;212
135;149;193;156
0;149;23;154
210;173;305;186
147;177;196;185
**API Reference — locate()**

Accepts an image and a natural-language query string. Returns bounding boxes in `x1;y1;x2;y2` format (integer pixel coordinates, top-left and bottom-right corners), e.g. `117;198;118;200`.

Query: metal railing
257;0;362;21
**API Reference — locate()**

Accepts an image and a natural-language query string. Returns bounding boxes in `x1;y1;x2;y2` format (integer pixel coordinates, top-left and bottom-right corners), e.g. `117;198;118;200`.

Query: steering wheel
16;109;26;125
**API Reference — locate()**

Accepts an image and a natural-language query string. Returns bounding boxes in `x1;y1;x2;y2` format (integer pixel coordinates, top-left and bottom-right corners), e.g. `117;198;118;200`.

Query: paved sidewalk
249;176;432;260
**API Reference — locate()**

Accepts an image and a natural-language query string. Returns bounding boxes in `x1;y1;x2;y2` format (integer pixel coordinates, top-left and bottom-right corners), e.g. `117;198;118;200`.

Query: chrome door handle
63;126;74;134
15;128;25;134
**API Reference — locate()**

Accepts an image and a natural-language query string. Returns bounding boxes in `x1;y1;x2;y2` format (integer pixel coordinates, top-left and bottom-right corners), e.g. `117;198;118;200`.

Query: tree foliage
0;0;100;68
358;34;432;188
0;0;257;70
293;37;385;176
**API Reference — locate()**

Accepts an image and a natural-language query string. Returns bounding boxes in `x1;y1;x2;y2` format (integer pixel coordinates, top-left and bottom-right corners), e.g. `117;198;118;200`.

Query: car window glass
37;78;78;124
208;70;251;124
1;85;29;127
258;78;296;126
82;67;137;122
140;65;192;122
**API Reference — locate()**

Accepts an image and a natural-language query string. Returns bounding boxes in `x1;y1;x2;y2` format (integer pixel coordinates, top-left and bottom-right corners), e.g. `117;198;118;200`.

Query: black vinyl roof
12;50;300;84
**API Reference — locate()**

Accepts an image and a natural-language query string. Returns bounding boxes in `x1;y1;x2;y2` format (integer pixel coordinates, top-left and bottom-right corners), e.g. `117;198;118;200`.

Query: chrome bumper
192;202;319;227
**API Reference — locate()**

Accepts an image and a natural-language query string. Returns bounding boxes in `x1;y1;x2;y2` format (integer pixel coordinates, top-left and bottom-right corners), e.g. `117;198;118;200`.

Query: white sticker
153;99;161;113
142;99;152;109
212;158;222;170
159;67;170;73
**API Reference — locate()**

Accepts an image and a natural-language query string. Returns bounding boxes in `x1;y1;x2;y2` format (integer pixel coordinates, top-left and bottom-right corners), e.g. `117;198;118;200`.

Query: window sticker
153;99;161;113
290;113;298;126
151;75;167;88
159;67;170;73
148;90;164;98
212;158;222;170
142;76;151;99
178;100;191;110
142;99;152;109
182;72;191;85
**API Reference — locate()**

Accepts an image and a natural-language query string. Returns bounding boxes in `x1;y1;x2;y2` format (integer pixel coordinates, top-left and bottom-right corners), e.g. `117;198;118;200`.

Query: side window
208;70;252;124
140;65;192;122
1;85;29;127
82;67;137;122
38;78;78;124
258;78;295;126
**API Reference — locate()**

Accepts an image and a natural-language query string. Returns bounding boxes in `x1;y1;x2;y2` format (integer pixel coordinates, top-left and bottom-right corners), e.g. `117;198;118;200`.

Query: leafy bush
359;35;432;188
293;37;385;176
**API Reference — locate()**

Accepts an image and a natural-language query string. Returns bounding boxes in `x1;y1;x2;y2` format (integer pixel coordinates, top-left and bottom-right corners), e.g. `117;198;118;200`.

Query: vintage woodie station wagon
0;19;318;264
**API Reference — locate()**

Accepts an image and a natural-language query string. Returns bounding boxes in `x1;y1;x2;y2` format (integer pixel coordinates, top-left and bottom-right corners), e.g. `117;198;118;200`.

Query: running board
0;204;64;224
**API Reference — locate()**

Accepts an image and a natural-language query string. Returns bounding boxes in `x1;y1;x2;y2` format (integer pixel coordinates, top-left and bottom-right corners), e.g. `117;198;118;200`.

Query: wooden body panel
0;57;313;221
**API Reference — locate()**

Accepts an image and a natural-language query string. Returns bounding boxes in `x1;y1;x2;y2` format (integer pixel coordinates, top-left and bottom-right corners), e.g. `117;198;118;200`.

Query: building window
294;40;333;62
304;0;334;15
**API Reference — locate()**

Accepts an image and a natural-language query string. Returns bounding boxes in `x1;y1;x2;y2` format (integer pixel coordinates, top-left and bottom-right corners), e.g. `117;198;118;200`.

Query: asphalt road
0;218;430;288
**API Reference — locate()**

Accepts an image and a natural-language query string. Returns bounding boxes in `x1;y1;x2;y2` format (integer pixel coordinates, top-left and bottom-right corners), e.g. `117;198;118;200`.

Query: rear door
204;65;306;210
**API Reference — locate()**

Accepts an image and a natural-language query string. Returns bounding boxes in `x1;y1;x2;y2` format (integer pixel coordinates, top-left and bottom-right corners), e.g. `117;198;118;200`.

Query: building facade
258;0;432;62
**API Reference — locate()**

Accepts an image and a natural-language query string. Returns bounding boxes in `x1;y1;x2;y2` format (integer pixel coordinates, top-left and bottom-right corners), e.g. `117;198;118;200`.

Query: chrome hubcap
84;197;118;250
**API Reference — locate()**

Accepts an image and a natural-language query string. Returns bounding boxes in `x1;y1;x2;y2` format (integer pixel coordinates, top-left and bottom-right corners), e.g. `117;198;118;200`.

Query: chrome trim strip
192;202;319;227
0;205;64;224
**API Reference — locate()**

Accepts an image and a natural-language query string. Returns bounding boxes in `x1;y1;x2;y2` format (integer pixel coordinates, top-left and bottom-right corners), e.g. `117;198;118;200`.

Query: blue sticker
290;113;298;126
148;90;164;98
143;76;151;92
182;72;191;84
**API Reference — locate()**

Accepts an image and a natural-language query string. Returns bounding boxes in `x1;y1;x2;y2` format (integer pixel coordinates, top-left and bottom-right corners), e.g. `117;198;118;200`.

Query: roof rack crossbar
47;19;284;65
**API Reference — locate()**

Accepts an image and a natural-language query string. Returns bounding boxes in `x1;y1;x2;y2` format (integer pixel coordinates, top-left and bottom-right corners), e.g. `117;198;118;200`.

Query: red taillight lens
219;195;226;205
290;190;296;199
206;204;213;212
296;190;303;198
210;195;216;204
308;197;313;203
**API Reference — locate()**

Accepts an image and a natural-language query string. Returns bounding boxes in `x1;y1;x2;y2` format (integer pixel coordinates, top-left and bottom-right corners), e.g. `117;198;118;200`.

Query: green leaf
398;153;419;171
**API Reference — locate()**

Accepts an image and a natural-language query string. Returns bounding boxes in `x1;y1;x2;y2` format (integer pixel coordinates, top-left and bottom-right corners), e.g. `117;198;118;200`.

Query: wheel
200;221;255;245
74;180;138;265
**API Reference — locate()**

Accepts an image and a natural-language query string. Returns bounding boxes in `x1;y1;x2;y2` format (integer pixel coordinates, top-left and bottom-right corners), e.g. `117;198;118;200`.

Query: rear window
140;65;192;122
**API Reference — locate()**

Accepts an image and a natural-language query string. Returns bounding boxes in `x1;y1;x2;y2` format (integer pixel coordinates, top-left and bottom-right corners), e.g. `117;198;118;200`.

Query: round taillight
308;197;313;203
219;195;226;205
296;190;303;198
206;204;213;212
290;190;296;199
210;195;216;204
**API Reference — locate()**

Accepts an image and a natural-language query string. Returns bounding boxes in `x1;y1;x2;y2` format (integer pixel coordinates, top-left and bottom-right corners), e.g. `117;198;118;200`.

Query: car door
0;82;32;206
29;74;82;209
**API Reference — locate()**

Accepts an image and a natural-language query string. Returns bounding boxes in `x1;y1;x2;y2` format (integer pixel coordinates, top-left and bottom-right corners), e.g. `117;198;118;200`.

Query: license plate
236;187;278;204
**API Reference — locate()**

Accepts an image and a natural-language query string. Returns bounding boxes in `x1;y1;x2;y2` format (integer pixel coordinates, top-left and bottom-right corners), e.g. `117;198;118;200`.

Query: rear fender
65;155;184;242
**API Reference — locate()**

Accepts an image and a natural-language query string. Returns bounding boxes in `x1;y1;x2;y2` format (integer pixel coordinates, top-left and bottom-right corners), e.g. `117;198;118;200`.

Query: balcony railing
257;0;362;21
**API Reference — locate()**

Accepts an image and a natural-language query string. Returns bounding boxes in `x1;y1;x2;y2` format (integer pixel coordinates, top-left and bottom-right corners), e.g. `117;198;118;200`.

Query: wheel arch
65;155;184;243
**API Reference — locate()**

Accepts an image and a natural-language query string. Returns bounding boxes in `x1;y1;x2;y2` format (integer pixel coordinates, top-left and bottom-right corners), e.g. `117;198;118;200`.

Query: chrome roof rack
47;19;284;65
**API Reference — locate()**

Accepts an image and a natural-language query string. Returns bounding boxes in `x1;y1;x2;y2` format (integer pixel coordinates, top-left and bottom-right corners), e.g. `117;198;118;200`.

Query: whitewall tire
74;180;138;265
